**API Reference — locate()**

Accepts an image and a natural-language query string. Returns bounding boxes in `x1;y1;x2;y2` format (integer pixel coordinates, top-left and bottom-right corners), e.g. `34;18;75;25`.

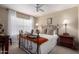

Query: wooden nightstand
57;34;76;49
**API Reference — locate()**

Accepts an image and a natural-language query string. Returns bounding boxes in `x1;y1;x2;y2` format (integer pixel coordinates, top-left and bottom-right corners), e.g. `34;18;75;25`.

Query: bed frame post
37;33;40;54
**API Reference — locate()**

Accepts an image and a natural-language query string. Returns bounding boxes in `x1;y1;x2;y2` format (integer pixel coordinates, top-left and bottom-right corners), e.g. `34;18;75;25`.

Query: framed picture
47;18;52;25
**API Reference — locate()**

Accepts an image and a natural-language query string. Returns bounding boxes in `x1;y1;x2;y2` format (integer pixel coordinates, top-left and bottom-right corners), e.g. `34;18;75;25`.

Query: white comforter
40;34;58;54
39;34;58;54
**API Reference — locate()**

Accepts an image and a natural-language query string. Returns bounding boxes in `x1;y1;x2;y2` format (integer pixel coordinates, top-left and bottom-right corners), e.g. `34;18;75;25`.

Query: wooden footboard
18;34;48;54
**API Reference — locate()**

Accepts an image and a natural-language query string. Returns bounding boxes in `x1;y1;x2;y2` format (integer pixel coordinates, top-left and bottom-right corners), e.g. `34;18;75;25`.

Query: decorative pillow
41;25;57;35
47;25;56;35
42;25;47;34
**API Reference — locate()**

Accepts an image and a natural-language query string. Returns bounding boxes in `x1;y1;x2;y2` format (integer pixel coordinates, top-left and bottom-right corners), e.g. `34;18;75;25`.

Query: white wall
38;7;78;48
78;6;79;48
0;7;8;34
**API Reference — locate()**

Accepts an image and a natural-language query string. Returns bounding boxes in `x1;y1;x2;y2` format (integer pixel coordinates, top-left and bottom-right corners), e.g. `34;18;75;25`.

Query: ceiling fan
35;4;44;12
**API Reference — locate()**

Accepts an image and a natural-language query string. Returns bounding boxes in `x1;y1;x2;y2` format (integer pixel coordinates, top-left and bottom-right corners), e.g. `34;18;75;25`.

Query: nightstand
57;34;76;49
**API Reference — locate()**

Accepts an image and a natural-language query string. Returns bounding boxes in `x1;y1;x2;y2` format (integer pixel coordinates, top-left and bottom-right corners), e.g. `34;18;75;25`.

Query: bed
28;34;58;54
19;25;58;54
19;33;58;54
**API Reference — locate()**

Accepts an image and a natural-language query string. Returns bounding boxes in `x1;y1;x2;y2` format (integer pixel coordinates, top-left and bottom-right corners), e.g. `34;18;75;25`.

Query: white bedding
39;34;58;54
24;34;58;54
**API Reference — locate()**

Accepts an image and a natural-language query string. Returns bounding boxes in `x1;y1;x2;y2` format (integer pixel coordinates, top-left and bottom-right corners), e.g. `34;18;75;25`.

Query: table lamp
63;19;69;36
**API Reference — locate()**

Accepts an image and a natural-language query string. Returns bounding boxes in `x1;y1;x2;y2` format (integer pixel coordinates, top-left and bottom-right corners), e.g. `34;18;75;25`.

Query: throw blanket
34;37;48;45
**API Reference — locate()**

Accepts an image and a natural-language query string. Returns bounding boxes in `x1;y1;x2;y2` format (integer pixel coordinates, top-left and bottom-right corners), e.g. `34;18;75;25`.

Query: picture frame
47;18;52;25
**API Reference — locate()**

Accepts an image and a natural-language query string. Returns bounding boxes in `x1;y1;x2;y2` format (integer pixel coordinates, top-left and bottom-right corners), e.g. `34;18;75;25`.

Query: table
0;35;9;54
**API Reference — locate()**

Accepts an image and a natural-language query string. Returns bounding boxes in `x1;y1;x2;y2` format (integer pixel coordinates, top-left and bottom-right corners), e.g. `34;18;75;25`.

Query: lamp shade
63;19;69;24
36;23;39;26
63;19;69;33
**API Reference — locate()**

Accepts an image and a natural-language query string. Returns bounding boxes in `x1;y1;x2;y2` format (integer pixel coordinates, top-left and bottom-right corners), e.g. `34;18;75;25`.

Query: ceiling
0;4;78;17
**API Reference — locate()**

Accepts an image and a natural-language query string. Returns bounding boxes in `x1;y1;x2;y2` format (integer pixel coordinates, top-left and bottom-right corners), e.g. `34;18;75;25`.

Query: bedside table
57;34;76;49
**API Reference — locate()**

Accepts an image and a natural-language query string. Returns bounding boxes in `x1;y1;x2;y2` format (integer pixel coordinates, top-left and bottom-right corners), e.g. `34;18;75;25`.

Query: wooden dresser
57;33;76;49
0;35;9;54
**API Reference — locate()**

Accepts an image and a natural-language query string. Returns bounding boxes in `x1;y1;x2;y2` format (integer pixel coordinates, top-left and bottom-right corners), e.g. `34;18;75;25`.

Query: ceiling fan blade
39;9;44;12
36;7;39;12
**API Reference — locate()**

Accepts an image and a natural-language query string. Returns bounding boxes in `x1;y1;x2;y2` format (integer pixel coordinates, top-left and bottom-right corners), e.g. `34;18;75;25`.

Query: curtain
8;9;35;43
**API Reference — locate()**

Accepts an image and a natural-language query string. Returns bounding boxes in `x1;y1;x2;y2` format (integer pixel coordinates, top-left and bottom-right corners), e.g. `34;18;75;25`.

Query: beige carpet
49;46;78;54
0;43;78;54
9;43;27;54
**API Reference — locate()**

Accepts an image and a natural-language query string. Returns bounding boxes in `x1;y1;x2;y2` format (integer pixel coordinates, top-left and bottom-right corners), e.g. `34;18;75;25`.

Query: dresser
57;34;76;49
0;35;9;54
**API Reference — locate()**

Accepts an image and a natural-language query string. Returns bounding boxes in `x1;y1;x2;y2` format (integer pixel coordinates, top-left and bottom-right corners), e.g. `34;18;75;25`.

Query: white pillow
53;30;56;35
